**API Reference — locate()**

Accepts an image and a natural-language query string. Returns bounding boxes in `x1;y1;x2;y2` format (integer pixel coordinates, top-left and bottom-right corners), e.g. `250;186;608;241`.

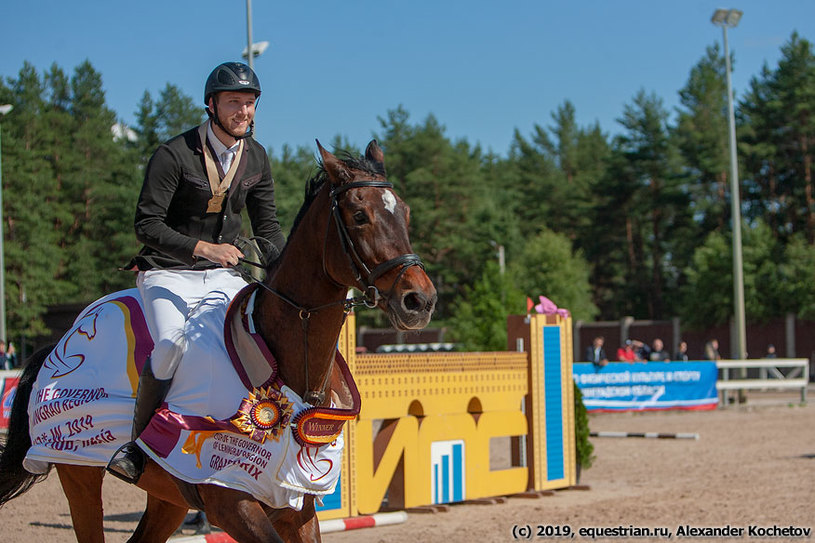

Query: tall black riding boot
106;358;171;484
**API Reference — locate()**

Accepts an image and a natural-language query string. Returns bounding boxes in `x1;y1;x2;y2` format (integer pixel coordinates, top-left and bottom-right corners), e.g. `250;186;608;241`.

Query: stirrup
106;441;146;484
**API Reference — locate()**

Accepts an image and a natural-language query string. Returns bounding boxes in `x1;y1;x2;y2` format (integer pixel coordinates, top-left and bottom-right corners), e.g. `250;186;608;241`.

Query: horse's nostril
403;292;422;312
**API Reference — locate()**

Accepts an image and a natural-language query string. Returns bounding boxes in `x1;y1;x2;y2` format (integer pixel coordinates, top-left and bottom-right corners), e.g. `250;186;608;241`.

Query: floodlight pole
712;9;745;360
246;0;254;72
0;104;12;346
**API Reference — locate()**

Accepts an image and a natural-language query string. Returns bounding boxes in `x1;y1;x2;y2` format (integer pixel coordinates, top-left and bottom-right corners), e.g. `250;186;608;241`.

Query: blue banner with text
573;361;718;411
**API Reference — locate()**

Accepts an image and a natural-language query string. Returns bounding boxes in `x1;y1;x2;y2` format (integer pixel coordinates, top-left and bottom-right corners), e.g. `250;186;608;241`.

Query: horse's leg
199;484;284;543
136;459;189;507
270;495;321;543
55;464;105;543
122;459;189;542
127;493;188;543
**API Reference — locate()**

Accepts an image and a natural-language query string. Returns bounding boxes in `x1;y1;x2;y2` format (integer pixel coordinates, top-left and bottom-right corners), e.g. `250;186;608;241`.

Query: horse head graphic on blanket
40;293;152;385
42;306;102;379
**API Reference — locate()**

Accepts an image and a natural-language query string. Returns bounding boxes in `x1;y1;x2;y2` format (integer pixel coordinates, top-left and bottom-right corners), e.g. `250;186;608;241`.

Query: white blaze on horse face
382;191;397;214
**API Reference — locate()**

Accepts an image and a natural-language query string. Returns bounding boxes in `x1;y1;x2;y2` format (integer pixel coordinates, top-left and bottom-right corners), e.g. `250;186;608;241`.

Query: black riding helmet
204;62;261;139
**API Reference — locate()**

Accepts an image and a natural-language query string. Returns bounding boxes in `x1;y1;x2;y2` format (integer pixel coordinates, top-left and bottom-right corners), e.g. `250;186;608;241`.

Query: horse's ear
316;139;352;185
365;139;385;167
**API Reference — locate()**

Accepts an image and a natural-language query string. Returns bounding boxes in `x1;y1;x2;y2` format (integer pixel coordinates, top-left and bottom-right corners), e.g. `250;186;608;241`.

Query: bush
574;382;594;473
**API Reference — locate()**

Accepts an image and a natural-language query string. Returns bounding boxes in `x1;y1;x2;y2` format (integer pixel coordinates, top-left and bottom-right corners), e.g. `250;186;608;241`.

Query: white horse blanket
24;284;360;511
25;289;151;472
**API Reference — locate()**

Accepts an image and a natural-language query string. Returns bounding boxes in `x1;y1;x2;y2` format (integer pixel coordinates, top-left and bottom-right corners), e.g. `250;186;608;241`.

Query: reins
235;179;424;406
234;260;363;406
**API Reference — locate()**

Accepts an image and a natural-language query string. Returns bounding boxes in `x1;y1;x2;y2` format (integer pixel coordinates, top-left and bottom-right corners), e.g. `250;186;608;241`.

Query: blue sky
2;1;814;156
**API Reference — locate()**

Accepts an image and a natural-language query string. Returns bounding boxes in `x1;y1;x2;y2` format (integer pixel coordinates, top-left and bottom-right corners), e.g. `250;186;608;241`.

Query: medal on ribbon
206;194;226;213
198;122;243;214
231;385;293;443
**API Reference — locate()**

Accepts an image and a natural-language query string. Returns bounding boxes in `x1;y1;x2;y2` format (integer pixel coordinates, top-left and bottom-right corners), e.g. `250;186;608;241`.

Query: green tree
741;32;815;243
508;229;597;322
779;234;815;319
680;220;781;328
154;83;204;141
0;64;66;338
375;106;496;321
612;89;690;318
675;43;730;235
506;124;563;239
448;261;525;351
132;91;160;166
59;60;139;300
269;143;325;234
0;60;144;342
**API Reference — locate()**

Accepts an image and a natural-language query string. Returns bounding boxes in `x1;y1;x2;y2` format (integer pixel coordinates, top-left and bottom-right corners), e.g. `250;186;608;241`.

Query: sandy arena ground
2;388;813;543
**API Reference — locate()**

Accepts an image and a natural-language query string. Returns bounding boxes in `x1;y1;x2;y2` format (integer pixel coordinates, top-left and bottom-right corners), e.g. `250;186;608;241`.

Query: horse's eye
353;211;368;225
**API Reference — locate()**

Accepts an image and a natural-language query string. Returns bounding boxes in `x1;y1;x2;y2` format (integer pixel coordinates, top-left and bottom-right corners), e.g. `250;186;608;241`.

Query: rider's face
212;91;256;138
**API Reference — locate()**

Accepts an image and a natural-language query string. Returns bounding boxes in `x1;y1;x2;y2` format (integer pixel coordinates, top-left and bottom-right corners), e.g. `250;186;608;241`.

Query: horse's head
317;140;436;330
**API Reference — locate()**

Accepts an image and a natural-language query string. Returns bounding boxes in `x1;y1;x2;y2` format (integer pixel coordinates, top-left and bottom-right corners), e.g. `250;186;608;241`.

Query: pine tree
741;32;815;243
613;89;689;318
675;43;730;235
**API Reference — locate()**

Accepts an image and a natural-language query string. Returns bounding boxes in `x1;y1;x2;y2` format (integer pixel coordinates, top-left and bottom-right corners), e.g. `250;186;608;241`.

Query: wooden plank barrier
317;312;577;520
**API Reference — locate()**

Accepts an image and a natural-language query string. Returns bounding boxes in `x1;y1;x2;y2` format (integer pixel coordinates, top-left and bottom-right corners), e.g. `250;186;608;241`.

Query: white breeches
137;268;247;380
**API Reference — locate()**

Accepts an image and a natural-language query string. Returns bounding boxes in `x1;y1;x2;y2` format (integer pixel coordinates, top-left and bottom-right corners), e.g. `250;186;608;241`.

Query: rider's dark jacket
130;123;285;270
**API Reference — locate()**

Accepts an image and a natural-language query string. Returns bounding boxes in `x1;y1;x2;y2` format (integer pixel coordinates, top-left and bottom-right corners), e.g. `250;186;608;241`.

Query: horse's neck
255;232;348;404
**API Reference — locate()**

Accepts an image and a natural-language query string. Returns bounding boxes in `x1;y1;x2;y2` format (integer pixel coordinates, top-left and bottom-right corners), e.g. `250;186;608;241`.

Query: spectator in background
648;338;670;362
0;341;8;370
616;339;639;363
585;336;609;368
765;344;777;359
674;340;690;361
704;339;721;361
5;343;16;369
631;338;650;361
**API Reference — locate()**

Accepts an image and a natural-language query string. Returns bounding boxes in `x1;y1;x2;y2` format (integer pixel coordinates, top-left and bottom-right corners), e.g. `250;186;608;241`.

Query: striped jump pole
320;511;409;533
170;511;409;542
590;431;699;440
171;534;236;543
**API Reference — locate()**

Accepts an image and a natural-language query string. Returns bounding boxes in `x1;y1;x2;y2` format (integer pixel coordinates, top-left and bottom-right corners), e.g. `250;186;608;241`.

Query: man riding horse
107;62;286;484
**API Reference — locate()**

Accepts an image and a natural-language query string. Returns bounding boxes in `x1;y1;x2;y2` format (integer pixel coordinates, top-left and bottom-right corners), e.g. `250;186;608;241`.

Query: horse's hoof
105;442;145;484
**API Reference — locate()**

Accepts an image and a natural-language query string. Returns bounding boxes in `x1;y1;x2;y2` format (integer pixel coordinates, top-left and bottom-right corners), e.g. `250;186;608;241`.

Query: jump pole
320;511;409;533
169;512;409;542
590;431;699;440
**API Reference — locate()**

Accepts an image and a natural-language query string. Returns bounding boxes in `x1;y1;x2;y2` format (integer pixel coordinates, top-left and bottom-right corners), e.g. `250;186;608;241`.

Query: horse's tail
0;344;54;507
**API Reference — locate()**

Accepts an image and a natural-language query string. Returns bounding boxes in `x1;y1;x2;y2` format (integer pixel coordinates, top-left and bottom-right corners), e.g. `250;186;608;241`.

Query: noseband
326;180;424;308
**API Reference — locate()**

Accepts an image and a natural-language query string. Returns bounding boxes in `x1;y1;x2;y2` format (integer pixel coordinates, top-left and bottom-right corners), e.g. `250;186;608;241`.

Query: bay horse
0;140;436;542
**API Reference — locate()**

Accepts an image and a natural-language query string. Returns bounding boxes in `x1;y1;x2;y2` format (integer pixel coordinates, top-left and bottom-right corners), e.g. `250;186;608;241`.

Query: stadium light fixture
242;41;270;61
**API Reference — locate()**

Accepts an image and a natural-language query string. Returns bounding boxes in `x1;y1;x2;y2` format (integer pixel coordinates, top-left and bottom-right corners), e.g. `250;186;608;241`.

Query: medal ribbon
198;122;244;213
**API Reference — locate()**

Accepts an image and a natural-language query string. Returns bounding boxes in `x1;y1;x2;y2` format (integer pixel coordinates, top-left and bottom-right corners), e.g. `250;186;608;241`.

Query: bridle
325;180;424;309
240;179;425;405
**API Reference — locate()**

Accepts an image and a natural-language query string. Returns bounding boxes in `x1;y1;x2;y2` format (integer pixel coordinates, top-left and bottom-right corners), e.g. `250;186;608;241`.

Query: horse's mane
266;150;385;274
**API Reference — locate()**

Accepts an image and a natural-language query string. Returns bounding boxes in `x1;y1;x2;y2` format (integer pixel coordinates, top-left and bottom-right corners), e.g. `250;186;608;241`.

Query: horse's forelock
332;151;385;178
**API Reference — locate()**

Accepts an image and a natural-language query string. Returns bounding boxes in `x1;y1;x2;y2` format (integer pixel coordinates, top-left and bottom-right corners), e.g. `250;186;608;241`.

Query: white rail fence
716;358;809;405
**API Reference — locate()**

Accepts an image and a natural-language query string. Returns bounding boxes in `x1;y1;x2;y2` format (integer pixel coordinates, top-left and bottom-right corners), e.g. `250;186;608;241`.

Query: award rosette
231;386;293;443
